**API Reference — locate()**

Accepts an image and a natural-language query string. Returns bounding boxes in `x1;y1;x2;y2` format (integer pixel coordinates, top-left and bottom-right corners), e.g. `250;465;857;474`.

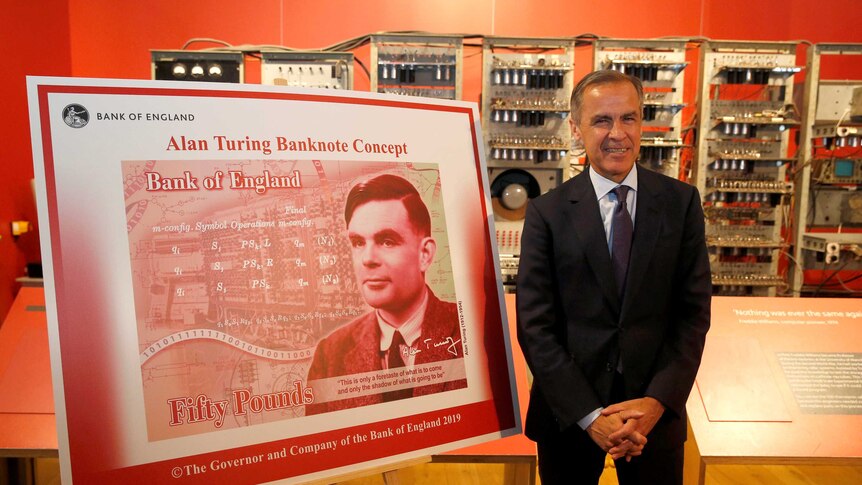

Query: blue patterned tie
611;186;633;297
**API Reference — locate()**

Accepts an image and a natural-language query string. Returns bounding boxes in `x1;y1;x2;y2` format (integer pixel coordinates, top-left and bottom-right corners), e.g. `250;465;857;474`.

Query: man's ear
569;116;582;143
418;237;436;272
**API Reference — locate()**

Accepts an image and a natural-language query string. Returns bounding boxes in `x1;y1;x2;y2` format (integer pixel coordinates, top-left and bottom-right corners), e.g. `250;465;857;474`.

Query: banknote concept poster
28;77;519;484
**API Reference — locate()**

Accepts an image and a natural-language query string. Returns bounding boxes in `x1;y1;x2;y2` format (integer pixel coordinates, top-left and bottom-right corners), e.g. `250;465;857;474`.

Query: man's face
347;199;435;320
571;81;642;183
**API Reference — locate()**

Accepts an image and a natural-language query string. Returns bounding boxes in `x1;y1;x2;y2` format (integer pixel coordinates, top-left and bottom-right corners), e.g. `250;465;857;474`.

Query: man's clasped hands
586;397;666;461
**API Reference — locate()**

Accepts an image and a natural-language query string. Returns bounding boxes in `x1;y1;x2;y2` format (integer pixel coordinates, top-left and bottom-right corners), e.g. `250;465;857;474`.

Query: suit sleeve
516;200;603;431
644;186;712;417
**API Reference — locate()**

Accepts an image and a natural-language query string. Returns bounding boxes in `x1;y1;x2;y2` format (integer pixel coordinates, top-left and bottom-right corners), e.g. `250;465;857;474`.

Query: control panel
152;50;244;83
260;51;353;90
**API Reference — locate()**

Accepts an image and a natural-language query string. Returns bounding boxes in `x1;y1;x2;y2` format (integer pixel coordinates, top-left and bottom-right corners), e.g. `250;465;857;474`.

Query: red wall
702;0;861;43
64;0;706;103
0;0;71;319
4;0;861;318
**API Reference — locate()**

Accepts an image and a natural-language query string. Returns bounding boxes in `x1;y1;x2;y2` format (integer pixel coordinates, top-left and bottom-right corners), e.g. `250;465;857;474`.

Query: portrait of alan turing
305;174;466;415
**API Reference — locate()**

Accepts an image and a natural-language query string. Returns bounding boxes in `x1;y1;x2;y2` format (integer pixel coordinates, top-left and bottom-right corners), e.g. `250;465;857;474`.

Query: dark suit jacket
305;289;466;415
516;167;711;449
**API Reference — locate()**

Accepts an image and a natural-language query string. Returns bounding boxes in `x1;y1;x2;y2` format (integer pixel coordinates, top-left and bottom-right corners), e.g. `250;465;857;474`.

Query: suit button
606;362;613;372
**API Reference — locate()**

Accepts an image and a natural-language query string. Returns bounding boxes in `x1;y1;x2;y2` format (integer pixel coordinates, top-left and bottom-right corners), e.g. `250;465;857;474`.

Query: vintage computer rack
791;43;862;296
693;40;803;296
260;51;354;90
481;36;575;290
370;34;463;100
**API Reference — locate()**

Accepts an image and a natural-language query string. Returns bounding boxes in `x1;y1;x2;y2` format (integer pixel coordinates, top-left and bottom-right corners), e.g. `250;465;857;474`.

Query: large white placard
28;77;519;484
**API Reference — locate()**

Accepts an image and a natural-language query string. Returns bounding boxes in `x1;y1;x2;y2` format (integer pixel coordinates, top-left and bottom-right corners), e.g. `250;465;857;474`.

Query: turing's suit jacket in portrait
517;167;711;449
305;289;466;415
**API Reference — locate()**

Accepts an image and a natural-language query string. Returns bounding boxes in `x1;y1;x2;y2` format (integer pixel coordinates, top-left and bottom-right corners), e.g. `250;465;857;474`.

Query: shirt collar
377;287;428;351
588;164;638;200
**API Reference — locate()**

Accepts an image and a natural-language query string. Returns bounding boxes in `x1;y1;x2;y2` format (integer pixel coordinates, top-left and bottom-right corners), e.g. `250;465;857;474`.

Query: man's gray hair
570;70;644;123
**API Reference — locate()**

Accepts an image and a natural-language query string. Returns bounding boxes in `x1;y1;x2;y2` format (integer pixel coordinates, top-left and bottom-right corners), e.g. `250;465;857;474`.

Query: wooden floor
14;456;862;484
334;459;862;485
333;458;619;485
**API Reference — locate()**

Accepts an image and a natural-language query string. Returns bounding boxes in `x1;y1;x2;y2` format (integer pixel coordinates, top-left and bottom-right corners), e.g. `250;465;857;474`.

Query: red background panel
4;0;862;319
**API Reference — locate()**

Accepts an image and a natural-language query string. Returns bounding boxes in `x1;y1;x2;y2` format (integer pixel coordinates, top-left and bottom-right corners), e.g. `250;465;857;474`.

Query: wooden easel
298;456;431;485
431;453;536;485
298;452;537;485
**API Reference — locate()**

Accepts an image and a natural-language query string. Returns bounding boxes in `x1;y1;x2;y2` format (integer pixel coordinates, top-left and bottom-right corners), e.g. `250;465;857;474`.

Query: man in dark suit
305;174;465;415
516;70;711;485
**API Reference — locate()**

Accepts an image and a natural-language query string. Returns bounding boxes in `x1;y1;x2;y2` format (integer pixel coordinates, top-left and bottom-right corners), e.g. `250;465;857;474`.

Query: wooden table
0;287;57;484
684;297;862;485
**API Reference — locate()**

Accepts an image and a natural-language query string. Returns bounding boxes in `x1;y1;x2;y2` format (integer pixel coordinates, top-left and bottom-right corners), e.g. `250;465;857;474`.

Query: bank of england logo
62;104;89;128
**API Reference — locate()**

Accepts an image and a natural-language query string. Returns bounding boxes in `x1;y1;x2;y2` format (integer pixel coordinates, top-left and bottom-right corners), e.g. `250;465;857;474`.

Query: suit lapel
567;171;621;312
621;169;664;318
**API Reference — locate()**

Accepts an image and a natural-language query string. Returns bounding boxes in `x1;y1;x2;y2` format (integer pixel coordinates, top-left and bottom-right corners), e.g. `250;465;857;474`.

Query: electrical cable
353;57;370;79
821;271;862;286
181;38;232;49
463;48;483;59
813;258;852;296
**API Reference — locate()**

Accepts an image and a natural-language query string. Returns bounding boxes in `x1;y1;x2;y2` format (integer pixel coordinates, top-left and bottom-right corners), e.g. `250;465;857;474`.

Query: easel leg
502;461;534;485
381;469;400;485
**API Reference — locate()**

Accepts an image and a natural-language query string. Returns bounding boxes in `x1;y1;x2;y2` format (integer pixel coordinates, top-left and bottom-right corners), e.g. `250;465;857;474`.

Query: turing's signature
399;337;463;359
423;336;462;357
